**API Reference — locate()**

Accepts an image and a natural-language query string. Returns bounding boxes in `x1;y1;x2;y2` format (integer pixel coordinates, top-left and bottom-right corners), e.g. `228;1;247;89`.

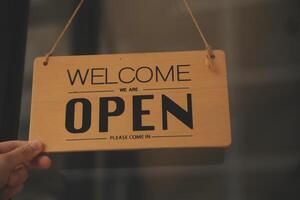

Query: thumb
3;141;44;169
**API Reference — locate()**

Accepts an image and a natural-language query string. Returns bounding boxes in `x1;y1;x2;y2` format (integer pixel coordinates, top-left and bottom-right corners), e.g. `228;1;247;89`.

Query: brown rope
182;0;215;66
43;0;215;66
44;0;85;65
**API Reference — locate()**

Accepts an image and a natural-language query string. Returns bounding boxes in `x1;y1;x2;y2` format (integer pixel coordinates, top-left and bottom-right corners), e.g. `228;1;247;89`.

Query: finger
0;141;27;154
0;185;24;200
3;141;44;169
7;166;29;187
29;155;52;169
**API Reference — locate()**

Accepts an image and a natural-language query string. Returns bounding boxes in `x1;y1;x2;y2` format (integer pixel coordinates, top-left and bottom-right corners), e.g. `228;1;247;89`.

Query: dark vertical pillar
72;0;100;55
60;1;101;200
0;0;29;141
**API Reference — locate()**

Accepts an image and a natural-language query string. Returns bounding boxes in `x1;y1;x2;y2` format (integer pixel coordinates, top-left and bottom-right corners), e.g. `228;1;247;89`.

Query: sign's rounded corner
214;49;226;57
33;57;45;67
223;137;232;148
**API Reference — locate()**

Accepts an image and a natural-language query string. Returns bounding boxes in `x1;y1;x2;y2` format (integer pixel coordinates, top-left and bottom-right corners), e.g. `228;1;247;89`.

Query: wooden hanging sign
29;50;231;152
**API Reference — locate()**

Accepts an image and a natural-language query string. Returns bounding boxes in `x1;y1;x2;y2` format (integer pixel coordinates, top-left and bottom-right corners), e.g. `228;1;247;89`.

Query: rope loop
44;0;85;65
43;0;214;67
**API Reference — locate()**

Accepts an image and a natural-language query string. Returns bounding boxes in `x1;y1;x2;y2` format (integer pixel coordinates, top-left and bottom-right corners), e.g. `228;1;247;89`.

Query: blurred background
0;0;299;199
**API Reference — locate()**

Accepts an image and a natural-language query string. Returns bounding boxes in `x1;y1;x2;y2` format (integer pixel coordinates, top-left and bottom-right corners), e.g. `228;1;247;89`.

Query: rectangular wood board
29;50;231;152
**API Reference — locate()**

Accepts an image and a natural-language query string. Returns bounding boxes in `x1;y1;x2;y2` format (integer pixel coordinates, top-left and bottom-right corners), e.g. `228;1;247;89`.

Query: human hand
0;140;51;200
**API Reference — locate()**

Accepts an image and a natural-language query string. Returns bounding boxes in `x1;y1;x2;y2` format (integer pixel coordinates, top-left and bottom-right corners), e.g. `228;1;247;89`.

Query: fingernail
29;141;43;151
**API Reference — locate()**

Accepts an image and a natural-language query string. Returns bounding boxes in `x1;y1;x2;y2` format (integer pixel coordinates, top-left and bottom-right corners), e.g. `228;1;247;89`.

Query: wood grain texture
29;50;231;152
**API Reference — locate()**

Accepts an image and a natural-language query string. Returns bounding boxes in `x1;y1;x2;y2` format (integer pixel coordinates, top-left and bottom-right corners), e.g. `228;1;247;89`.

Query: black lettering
119;67;135;83
177;64;191;81
133;95;155;131
65;98;91;133
162;94;193;130
91;68;105;84
105;68;118;84
136;67;153;83
67;69;89;85
99;97;125;132
155;65;174;82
